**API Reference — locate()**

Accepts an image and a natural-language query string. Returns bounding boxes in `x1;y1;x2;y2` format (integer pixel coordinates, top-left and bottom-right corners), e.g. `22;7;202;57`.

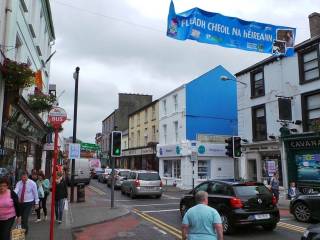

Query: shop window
252;104;267;141
163;160;172;177
250;69;265;98
302;90;320;132
173;160;181;178
298;45;320;84
198;160;210;179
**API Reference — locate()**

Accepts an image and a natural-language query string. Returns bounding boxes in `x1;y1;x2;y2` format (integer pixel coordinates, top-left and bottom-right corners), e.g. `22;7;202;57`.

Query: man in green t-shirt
182;191;223;240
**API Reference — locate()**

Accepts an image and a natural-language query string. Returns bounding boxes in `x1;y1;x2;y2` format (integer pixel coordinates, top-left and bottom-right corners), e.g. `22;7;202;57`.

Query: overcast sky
49;0;317;143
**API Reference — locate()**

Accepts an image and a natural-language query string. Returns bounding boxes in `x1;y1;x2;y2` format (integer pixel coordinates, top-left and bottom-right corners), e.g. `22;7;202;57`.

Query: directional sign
48;107;67;127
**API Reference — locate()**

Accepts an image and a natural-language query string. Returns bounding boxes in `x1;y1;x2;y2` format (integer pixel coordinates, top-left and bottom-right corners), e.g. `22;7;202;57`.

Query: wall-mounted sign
68;143;81;159
48;107;67;128
287;138;320;149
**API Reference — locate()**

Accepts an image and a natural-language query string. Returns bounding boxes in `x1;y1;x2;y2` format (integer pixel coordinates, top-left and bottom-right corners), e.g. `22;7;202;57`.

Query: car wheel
294;202;311;222
220;212;235;235
262;223;277;231
155;195;162;199
130;189;136;199
121;188;125;195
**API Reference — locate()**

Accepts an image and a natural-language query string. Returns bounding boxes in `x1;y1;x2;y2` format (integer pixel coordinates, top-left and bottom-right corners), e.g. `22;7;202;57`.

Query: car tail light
160;181;163;187
230;197;243;208
134;180;140;187
272;195;277;205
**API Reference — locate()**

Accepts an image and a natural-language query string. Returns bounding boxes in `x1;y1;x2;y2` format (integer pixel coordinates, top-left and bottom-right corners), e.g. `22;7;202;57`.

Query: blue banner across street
167;1;296;56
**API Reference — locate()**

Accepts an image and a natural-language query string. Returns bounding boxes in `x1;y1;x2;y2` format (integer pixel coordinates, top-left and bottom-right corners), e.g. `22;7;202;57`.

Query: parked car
121;170;163;198
107;169;131;189
179;180;279;234
98;168;112;183
301;224;320;240
290;193;320;222
91;167;104;179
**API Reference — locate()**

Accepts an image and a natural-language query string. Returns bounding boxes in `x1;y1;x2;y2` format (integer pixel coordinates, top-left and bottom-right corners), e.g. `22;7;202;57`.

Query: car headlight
303;230;309;238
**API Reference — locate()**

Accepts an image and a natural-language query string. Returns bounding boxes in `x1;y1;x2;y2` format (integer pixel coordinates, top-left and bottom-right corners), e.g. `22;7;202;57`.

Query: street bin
77;183;85;202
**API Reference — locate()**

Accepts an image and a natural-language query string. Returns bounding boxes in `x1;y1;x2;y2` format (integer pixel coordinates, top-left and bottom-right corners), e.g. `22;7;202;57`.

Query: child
288;182;298;200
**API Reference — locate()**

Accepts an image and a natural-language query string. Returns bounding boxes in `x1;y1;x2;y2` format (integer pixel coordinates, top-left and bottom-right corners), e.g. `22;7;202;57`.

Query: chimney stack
309;12;320;38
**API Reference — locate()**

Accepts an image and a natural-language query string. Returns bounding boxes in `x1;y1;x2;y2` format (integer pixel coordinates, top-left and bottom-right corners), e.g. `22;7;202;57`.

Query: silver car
121;170;163;198
107;169;131;189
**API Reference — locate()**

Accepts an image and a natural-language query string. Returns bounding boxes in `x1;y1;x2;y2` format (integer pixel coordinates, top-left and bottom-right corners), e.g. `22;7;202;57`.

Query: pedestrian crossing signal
111;131;122;157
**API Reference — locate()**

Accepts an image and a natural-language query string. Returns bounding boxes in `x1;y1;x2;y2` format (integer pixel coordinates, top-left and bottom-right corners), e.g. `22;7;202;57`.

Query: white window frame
163;100;167;115
173;94;178;112
163;124;167;144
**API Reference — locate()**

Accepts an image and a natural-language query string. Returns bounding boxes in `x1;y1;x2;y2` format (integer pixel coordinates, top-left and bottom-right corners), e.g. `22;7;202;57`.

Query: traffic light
111;131;122;157
225;137;233;157
233;136;242;158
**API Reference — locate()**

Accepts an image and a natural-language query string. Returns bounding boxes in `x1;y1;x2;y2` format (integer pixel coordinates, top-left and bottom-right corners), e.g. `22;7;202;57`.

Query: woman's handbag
11;225;25;240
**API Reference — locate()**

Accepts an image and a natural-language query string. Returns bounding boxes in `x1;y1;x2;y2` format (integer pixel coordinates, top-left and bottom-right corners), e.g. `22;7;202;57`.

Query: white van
68;158;91;185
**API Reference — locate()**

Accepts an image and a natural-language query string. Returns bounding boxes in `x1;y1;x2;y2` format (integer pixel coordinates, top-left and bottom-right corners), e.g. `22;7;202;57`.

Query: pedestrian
14;171;39;234
288;181;299;200
270;172;280;203
35;172;49;222
55;172;68;224
182;191;223;240
29;169;38;183
0;176;21;240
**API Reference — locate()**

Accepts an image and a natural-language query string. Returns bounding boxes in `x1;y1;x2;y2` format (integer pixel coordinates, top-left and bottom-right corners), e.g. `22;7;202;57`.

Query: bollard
77;183;85;202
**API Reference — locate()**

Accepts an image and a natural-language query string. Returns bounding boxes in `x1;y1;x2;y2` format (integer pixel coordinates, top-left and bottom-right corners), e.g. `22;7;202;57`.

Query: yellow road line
278;222;306;233
133;209;306;236
133;209;181;234
133;210;182;239
88;185;106;195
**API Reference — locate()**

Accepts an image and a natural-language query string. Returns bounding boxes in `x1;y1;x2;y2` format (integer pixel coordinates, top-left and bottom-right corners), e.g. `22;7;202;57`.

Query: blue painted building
157;65;238;189
186;65;238;140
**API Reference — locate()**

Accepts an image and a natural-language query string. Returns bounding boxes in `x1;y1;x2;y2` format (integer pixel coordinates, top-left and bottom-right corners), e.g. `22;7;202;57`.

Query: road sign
80;142;100;151
191;151;197;162
48;107;67;127
69;143;81;159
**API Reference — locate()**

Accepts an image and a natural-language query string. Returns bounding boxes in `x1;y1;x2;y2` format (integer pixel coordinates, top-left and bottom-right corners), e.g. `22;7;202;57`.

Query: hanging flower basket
310;119;320;132
28;92;56;113
0;58;35;90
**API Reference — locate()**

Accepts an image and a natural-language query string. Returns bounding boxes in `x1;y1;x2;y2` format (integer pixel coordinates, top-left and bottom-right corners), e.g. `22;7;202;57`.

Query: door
247;159;257;181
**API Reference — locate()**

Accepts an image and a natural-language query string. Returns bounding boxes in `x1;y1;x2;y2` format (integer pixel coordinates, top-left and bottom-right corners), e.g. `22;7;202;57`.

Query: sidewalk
26;186;130;240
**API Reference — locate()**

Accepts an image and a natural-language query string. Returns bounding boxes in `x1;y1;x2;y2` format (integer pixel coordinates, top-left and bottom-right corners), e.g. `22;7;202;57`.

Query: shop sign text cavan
287;139;320;149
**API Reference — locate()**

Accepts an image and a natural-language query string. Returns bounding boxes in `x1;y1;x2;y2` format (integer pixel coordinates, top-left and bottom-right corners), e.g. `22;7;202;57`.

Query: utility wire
54;1;164;34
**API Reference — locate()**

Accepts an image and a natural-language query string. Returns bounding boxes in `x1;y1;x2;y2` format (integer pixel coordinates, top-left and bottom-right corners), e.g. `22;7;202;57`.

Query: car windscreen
138;173;160;181
119;171;130;177
233;185;271;196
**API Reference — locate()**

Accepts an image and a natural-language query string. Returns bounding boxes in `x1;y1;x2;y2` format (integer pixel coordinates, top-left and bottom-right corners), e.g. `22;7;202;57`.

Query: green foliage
0;58;35;89
28;92;56;113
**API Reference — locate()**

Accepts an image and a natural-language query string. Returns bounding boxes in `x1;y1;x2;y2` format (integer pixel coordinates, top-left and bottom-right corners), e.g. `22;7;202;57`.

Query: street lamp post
220;75;247;86
70;66;80;203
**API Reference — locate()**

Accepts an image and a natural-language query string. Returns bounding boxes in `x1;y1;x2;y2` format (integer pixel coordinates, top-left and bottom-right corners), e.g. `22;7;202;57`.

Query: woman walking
270;172;280;203
36;172;50;222
55;172;68;224
0;177;21;240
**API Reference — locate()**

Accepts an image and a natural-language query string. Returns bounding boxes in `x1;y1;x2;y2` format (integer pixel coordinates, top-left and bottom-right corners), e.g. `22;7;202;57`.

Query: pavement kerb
70;205;131;230
71;207;131;239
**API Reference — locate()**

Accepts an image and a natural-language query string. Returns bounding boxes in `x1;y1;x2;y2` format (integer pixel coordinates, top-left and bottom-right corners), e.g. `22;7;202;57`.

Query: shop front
0;96;47;180
158;142;234;189
241;141;283;186
122;146;158;171
283;133;320;193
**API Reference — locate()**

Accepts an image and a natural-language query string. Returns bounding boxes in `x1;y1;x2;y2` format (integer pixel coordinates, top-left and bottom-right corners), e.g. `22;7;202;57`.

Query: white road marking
142;209;179;213
152;226;167;235
162;194;179;200
131;203;179;207
88;185;107;195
